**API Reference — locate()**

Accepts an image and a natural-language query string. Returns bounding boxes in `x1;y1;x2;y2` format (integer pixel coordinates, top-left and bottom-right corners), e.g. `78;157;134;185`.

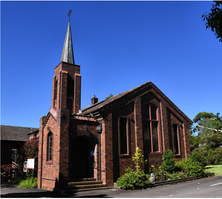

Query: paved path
1;176;222;198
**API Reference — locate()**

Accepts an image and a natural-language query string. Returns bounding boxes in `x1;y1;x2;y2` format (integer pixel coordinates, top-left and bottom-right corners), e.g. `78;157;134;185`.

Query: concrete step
60;186;109;193
68;180;103;186
65;183;106;189
70;178;96;182
64;179;107;192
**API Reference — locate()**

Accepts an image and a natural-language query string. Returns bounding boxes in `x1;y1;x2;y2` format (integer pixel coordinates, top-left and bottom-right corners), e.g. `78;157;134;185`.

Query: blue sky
1;1;221;128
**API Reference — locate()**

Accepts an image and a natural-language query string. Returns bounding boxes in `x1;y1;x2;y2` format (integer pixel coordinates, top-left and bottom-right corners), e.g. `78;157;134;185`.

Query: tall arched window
47;132;53;161
142;104;160;153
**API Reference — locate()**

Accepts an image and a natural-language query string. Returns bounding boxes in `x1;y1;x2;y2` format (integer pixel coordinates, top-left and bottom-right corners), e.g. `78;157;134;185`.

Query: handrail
60;163;73;173
93;165;105;172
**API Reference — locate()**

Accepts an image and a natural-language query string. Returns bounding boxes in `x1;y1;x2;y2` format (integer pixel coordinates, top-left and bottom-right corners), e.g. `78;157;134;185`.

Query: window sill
148;151;162;155
46;161;53;165
119;154;131;158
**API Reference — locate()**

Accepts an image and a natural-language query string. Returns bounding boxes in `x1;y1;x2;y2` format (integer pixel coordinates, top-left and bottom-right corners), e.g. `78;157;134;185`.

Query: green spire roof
60;22;75;64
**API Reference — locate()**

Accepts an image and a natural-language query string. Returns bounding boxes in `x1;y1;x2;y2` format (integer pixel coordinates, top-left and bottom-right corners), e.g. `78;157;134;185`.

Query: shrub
150;164;188;181
132;147;146;171
206;148;222;165
149;165;165;181
175;158;187;172
190;148;208;168
165;171;188;180
116;168;149;189
19;177;37;188
191;147;222;167
116;147;150;189
161;149;175;174
182;157;204;177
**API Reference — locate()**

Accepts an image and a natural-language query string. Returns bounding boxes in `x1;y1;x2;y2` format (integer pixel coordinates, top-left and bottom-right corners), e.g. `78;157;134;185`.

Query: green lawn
206;165;222;176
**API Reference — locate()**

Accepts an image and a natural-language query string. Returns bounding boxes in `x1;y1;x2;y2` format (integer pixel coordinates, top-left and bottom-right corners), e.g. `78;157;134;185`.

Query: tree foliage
189;130;203;151
105;94;114;100
193;112;216;123
17;138;39;178
202;1;222;42
191;112;222;150
193;112;222;136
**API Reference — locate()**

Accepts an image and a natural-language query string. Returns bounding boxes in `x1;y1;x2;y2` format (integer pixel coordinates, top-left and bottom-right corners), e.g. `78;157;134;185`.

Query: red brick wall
107;86;191;182
101;113;114;186
73;74;81;114
38;115;60;190
112;102;136;181
51;62;81;113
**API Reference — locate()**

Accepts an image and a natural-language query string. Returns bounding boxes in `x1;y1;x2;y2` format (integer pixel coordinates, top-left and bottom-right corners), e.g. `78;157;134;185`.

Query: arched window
47;132;53;161
142;104;160;153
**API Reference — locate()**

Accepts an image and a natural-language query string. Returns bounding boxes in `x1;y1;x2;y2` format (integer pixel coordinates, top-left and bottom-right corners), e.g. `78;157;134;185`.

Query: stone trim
42;177;56;181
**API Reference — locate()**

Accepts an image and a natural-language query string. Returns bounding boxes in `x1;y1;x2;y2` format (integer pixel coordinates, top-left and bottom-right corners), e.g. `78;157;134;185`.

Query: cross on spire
60;11;75;64
68;9;72;22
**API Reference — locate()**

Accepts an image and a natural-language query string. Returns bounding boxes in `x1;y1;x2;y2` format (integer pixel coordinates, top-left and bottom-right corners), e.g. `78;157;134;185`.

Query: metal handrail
92;165;105;172
60;163;74;173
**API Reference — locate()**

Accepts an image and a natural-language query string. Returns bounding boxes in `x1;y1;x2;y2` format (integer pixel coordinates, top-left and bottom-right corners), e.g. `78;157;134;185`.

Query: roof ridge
81;81;152;114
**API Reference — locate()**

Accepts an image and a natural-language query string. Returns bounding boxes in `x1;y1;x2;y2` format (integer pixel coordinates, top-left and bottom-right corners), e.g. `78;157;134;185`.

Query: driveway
1;176;222;198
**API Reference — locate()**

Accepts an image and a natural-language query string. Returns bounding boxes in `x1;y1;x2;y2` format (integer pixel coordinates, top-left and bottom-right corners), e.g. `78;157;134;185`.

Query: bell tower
51;20;81;114
38;12;82;190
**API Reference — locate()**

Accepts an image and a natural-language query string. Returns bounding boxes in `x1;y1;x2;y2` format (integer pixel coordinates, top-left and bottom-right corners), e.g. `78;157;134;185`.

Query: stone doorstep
60;180;108;193
66;183;107;189
60;186;109;193
69;178;96;182
63;178;107;192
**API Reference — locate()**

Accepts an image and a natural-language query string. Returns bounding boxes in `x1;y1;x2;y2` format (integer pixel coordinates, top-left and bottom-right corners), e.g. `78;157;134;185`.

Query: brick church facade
37;21;192;190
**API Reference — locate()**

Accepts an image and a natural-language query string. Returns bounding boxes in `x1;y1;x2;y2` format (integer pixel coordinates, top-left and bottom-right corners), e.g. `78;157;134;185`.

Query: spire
60;21;75;64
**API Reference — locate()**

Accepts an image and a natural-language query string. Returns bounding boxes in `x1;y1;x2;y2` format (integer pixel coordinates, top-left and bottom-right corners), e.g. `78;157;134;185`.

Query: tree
18;138;39;178
192;112;222;149
105;94;113;100
189;130;203;151
202;1;222;42
193;112;222;134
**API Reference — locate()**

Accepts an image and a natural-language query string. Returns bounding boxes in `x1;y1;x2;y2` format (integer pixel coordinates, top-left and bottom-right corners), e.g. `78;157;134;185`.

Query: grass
206;165;222;176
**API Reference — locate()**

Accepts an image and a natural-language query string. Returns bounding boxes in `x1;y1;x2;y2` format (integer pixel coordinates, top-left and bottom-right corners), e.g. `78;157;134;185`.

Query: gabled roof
0;125;38;141
81;81;193;124
81;81;150;114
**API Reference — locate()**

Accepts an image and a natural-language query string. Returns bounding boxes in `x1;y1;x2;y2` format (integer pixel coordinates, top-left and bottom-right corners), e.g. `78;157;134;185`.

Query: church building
37;21;192;191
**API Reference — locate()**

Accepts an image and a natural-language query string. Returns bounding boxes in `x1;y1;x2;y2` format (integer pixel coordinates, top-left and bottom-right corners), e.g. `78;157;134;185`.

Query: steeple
60;22;75;64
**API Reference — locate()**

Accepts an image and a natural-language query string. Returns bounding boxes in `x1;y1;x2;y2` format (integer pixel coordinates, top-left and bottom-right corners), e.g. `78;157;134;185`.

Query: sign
27;159;35;169
23;161;27;172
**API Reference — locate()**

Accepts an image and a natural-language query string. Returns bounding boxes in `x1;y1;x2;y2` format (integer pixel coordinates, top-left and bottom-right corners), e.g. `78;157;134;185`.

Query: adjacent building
1;125;38;177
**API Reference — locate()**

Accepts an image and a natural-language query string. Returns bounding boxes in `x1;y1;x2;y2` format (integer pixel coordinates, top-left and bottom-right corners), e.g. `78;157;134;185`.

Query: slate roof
0;125;39;141
72;114;97;122
81;81;193;124
81;81;149;114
